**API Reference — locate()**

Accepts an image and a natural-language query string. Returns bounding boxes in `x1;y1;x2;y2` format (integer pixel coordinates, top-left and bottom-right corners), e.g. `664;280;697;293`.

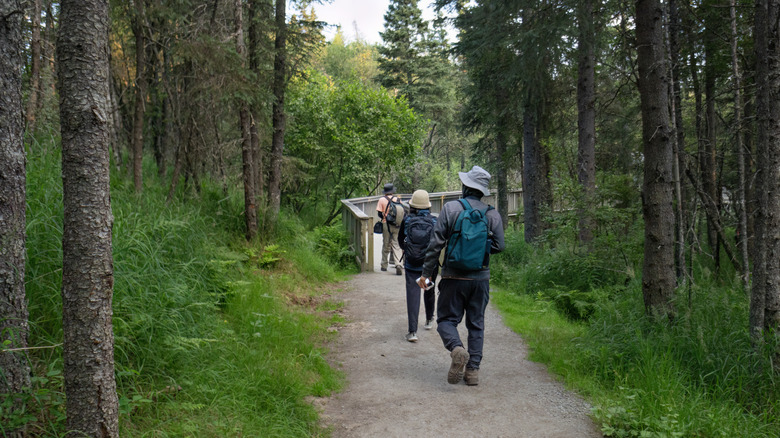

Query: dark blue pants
436;278;490;370
404;269;436;333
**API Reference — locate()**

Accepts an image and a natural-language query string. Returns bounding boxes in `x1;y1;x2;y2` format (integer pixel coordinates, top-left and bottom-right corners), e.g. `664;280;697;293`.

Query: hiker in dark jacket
398;190;439;343
417;165;505;386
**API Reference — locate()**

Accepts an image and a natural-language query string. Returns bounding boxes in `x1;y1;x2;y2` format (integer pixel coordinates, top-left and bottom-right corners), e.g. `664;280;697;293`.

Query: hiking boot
464;368;479;386
405;332;418;342
423;319;434;330
396;266;403;275
448;346;469;384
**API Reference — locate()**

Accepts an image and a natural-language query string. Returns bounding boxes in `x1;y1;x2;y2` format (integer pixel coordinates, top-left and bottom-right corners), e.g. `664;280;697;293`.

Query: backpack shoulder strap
383;195;392;214
458;198;472;211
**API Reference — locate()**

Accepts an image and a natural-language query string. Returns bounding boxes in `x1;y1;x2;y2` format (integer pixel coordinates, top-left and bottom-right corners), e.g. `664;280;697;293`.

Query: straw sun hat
409;190;431;209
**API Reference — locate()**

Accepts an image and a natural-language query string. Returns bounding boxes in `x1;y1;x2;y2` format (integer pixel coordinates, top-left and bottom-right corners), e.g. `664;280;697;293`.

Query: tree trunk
684;166;742;275
25;0;42;135
744;97;756;261
494;86;510;228
248;0;264;204
236;0;258;240
496;127;508;229
668;0;688;283
43;0;57;96
577;0;596;245
132;0;147;193
109;68;124;172
636;0;676;321
268;0;287;221
167;115;191;204
729;0;750;292
751;0;780;363
57;0;119;435
0;3;31;434
703;5;720;264
162;44;173;179
148;35;164;178
522;101;550;243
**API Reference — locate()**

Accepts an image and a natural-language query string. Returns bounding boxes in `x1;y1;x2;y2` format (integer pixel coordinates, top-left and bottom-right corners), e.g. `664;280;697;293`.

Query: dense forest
2;0;780;436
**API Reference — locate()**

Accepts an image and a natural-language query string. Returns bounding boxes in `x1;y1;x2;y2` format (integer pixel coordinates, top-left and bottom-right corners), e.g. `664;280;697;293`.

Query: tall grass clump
125;235;345;437
492;225;780;437
494;224;634;321
23;140;348;436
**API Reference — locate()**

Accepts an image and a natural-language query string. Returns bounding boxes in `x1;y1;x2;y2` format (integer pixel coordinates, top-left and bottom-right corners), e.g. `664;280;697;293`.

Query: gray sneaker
423;319;434;330
405;332;418;342
448;346;469;384
464;368;479;386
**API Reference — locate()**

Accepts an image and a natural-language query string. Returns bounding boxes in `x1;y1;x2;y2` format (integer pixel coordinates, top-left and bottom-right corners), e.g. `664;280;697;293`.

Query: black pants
436;278;490;370
404;269;436;333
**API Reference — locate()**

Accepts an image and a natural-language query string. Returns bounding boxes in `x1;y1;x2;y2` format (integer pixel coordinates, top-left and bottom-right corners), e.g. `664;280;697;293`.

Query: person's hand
417;276;430;289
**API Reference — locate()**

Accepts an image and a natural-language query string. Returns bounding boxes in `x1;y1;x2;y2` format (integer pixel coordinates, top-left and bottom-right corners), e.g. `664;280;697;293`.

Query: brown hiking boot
448;346;469;384
464;368;479;386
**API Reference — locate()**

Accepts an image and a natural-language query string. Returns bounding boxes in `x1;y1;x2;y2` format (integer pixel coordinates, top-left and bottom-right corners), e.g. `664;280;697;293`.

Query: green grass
19;140;352;437
491;227;780;438
122;256;346;437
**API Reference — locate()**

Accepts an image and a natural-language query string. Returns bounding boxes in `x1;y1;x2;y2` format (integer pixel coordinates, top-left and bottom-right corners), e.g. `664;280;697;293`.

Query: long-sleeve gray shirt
421;196;505;281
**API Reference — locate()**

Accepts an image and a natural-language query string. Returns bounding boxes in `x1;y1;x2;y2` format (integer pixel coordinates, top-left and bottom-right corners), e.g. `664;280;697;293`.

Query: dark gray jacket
421;196;505;281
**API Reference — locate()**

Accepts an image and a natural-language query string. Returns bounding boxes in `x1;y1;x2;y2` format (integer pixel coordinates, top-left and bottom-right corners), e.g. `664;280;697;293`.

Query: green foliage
245;244;286;269
312;222;358;270
0;366;67;436
377;0;430;104
125;250;344;437
492;228;780;438
24;137;347;436
286;70;427;223
316;28;380;84
494;227;633;321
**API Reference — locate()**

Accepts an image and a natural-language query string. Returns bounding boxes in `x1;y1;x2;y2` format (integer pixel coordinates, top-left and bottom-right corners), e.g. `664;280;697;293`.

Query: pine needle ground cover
491;226;780;438
21;140;348;437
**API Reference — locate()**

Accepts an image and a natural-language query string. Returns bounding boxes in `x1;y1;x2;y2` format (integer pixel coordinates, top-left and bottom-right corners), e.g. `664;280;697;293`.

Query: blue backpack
444;199;493;271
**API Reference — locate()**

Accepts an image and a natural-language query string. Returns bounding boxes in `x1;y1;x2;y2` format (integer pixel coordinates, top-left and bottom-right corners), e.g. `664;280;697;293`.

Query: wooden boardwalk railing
342;190;522;272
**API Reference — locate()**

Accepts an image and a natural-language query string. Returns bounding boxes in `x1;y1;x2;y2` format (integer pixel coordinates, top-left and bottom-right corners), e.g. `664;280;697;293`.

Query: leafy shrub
312;222;356;270
494;227;630;321
527;250;627;293
542;287;614;321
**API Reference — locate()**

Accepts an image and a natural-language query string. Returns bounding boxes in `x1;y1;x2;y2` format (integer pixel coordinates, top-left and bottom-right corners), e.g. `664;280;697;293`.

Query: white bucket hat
459;165;491;197
409;189;431;209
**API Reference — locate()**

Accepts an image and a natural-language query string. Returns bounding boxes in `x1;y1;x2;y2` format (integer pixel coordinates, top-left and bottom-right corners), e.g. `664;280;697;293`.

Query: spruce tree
377;0;429;110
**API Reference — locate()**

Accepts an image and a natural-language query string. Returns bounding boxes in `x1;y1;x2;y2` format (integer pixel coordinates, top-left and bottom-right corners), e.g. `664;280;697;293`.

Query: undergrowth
492;225;780;438
13;138;351;437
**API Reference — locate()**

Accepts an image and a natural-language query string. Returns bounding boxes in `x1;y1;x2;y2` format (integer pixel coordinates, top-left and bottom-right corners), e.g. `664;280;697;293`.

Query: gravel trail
316;237;603;438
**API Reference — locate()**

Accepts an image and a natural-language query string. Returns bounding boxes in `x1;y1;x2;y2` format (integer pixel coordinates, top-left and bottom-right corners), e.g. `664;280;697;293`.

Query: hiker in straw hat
398;190;439;343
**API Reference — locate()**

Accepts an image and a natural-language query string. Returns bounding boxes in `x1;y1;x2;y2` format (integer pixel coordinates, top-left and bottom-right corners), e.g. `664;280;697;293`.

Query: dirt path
316;235;603;437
